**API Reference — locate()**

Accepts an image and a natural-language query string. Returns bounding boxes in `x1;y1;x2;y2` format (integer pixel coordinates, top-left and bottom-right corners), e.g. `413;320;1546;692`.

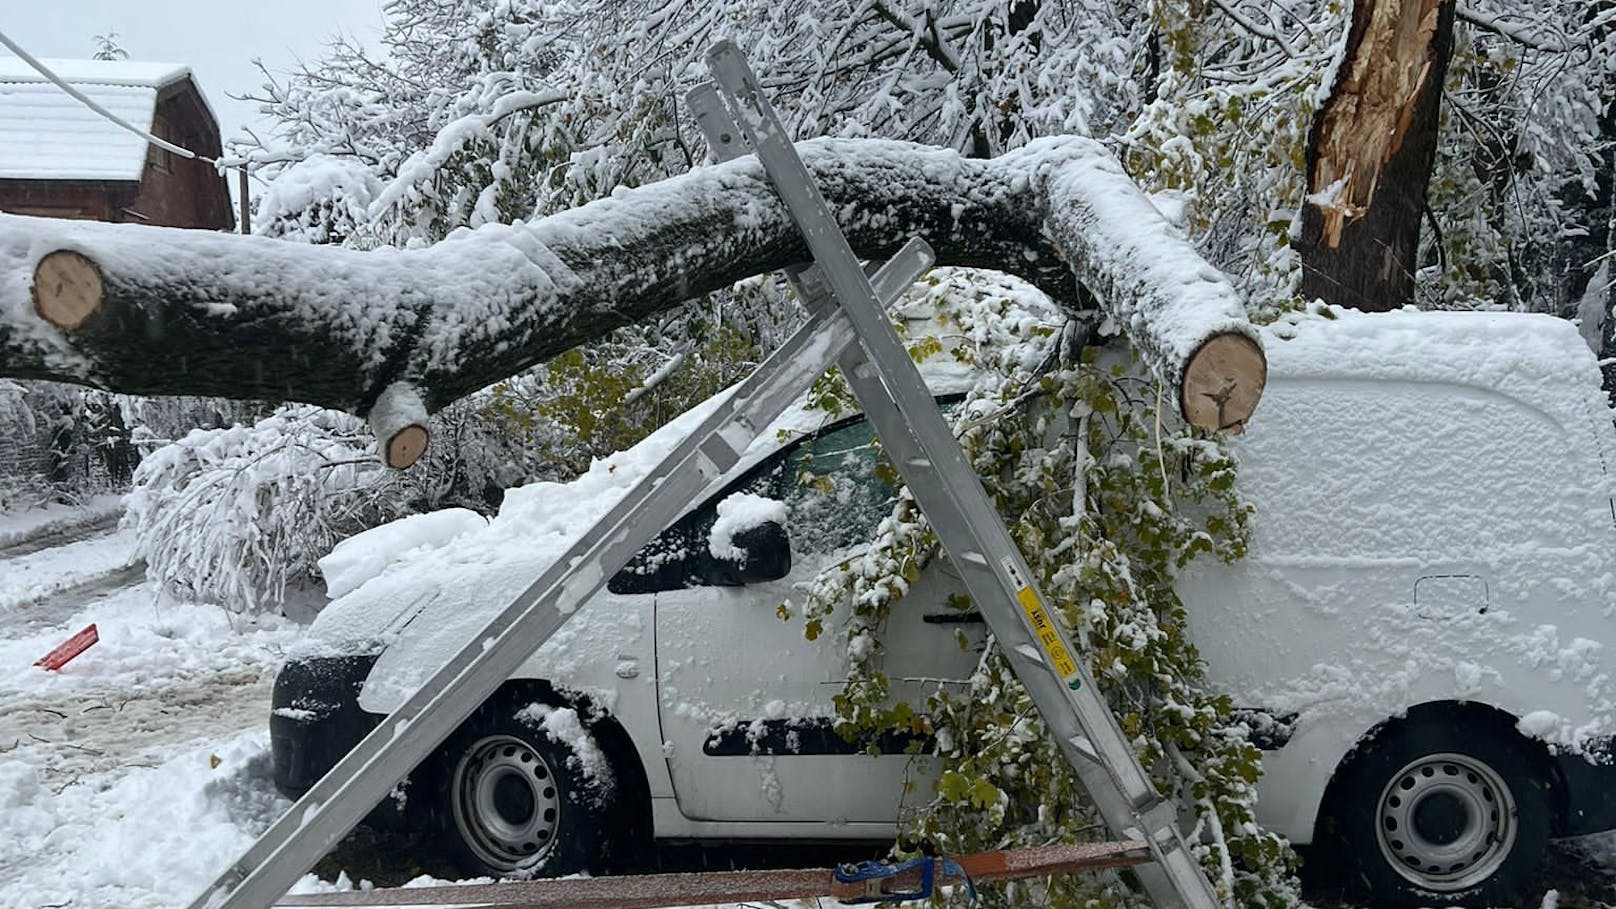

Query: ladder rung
1067;735;1101;765
957;549;988;566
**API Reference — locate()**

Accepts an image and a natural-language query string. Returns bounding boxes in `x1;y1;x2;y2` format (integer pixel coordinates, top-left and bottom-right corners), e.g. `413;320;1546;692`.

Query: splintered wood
1309;0;1446;247
275;841;1152;909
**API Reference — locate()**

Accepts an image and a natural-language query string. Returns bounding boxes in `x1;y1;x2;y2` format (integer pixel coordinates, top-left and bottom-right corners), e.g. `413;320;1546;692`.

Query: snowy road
0;495;123;555
0;527;145;635
0;578;302;909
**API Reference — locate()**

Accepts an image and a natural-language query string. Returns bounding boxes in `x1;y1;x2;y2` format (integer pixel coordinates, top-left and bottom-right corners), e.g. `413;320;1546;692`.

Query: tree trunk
1585;101;1616;400
1299;0;1457;311
0;136;1265;442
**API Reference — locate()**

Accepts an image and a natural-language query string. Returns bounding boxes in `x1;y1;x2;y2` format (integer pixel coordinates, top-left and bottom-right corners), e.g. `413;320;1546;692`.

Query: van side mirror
607;520;791;594
702;521;791;585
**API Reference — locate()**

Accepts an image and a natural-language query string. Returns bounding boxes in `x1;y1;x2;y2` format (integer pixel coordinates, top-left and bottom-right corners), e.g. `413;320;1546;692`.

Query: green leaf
937;771;970;803
968;778;1000;810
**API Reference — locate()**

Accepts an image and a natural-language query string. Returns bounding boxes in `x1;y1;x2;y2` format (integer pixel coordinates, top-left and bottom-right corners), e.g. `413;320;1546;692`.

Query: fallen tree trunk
2;135;1264;464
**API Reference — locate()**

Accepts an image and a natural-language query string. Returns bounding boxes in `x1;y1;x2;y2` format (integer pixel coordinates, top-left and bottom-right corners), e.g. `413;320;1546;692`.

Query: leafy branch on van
1;135;1265;469
798;273;1299;907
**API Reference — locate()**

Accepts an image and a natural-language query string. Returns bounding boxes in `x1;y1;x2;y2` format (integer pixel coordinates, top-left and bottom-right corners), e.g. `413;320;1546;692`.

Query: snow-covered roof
0;57;196;182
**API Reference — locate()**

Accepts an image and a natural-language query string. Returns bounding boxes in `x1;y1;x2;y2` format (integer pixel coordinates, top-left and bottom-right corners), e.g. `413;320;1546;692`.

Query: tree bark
0;136;1264;432
1299;0;1457;311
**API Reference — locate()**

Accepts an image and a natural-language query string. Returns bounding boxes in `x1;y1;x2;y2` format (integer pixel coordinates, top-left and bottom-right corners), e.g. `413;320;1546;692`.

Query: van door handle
922;611;984;624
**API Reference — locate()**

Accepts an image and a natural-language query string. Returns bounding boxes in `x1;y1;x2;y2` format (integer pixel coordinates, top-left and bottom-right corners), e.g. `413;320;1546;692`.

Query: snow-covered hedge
125;405;396;613
122;387;609;614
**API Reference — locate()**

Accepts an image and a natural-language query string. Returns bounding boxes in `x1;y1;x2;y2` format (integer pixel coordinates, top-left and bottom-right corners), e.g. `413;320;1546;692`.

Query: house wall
124;82;233;230
0;180;132;220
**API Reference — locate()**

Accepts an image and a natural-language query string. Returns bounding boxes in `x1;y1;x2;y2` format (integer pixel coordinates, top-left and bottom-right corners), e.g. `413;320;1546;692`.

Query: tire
432;696;618;879
1317;716;1552;907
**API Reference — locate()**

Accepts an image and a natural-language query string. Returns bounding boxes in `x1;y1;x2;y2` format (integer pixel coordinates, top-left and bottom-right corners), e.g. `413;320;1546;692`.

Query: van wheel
434;699;616;879
1318;719;1551;907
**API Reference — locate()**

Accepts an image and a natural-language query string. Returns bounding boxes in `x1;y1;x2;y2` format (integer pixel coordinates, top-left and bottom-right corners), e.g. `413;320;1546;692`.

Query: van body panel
279;306;1616;854
358;591;676;802
1180;310;1616;841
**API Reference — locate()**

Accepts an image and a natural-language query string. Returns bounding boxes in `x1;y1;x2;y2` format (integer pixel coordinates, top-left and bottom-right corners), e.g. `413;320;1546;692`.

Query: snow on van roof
1256;305;1608;433
0;57;195;182
1262;305;1598;385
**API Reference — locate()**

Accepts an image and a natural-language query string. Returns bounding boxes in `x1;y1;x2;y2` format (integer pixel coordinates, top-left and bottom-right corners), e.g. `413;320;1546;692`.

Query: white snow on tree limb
1019;136;1257;386
0;136;1257;420
371;89;573;218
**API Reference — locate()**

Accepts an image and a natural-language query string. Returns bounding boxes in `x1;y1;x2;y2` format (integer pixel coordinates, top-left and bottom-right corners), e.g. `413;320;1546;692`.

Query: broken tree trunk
1299;0;1457;311
2;136;1265;466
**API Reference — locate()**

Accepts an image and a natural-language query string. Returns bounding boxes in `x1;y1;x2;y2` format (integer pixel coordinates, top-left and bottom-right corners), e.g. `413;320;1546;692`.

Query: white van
270;304;1616;908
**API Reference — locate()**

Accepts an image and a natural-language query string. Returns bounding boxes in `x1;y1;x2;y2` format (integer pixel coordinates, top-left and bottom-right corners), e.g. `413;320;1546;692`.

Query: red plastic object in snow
35;623;98;670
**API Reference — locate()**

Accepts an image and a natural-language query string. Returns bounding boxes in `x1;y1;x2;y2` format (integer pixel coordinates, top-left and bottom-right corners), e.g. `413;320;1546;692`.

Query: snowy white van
271;305;1616;908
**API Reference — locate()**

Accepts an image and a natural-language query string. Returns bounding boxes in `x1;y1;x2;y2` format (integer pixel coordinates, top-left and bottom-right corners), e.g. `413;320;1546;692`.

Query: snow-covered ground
0;526;139;617
0;494;123;551
0;501;297;905
0;578;303;909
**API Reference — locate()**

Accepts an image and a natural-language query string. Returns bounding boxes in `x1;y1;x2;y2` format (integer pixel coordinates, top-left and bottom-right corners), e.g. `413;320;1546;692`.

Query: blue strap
833;857;978;904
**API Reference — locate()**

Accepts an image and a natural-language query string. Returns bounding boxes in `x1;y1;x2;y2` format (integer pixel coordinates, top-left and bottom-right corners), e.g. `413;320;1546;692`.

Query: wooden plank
277;841;1151;909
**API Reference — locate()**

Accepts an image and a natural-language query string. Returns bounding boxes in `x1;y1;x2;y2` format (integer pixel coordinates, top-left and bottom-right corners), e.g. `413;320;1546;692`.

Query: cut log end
369;381;432;470
385;425;430;470
32;250;104;330
1179;333;1267;433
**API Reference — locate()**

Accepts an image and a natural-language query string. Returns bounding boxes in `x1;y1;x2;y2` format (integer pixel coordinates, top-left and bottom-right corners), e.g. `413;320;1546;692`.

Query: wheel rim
1374;751;1516;891
451;734;562;872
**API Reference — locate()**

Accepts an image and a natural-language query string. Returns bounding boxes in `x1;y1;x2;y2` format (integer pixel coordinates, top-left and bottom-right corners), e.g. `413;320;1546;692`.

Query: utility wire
0;28;218;165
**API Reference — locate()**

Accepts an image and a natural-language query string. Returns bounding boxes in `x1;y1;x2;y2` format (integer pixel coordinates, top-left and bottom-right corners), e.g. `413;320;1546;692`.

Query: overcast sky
2;0;387;146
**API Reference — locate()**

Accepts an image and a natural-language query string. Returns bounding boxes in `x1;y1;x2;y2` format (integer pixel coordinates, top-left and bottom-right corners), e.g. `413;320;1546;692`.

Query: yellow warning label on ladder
1001;557;1081;682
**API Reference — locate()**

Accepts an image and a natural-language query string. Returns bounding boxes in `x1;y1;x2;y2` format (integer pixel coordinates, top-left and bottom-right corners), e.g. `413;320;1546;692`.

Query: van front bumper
269;652;408;828
1557;737;1616;836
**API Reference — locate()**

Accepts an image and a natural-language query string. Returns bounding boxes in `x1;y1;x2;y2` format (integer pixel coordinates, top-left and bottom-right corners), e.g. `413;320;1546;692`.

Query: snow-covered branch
1205;0;1299;57
369;89;574;216
0;136;1264;446
1456;5;1569;54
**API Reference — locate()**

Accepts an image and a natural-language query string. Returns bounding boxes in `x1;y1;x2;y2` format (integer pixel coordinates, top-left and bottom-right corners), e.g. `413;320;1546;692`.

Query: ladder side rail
700;44;1223;909
687;88;1135;784
191;246;934;909
800;260;1226;909
700;43;1165;813
690;84;1143;818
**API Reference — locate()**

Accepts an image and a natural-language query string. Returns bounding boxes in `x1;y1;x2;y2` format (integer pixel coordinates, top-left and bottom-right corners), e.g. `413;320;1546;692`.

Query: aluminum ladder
189;40;1222;909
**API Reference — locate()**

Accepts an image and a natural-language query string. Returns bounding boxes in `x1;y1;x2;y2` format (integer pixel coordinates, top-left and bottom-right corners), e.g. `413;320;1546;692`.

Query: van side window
608;416;895;593
782;419;894;556
608;400;959;594
605;426;807;594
